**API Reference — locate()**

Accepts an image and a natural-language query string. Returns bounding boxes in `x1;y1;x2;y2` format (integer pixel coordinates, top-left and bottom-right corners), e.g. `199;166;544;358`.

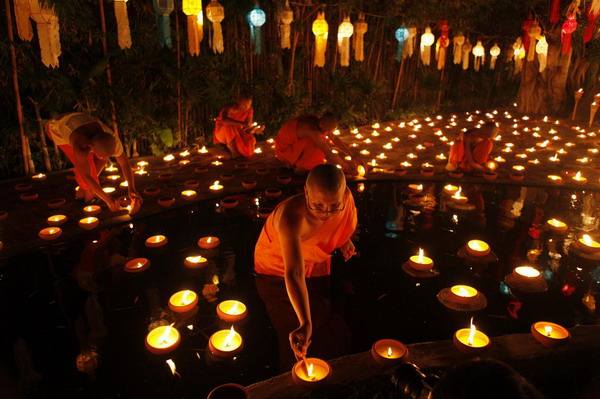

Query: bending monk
275;113;359;174
445;121;498;172
254;164;358;361
213;93;264;159
46;112;141;211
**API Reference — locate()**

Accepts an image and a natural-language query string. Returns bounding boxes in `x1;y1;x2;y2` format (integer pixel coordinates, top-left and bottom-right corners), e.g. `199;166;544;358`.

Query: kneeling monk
254;164;358;360
213;93;263;159
446;121;498;172
275;113;358;174
46;112;141;211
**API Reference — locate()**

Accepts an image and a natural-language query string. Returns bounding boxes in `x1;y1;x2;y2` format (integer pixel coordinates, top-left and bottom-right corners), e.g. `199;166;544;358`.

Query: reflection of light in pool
542;269;553;280
499;282;510;296
385;221;398;231
385;232;398;239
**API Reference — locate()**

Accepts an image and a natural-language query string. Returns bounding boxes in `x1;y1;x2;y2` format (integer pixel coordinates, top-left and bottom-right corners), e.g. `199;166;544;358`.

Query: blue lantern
247;5;266;55
395;26;409;61
153;0;174;48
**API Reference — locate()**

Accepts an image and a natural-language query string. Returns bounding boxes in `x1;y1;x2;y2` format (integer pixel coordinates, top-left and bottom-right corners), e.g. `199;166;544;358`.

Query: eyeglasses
305;195;345;214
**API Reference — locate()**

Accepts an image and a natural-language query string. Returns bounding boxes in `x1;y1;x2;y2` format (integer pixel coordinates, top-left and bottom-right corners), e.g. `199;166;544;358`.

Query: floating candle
408;248;434;271
217;300;248;323
146;324;180;355
210;180;223;191
83;205;101;216
184;255;207;269
181;190;197;200
577;234;600;253
32;173;46;180
466;240;490;257
39;227;62;240
79;217;99;230
449;285;479;305
208;326;243;357
443;184;458;195
546;219;567;233
47;214;67;226
547;175;562;184
198;236;220;249
454;318;490;354
452;187;468;203
124;258;150;273
572;172;587;184
168;290;198;313
145;235;168;248
531;321;570;346
292;357;331;387
371;339;408;366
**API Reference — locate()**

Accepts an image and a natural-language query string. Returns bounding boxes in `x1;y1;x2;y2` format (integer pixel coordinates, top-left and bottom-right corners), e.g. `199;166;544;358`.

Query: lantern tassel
156;15;173;48
252;26;262;55
404;27;416;59
211;21;224;53
396;40;405;62
280;23;291;49
584;6;600;43
114;1;132;49
187;15;201;55
14;0;33;41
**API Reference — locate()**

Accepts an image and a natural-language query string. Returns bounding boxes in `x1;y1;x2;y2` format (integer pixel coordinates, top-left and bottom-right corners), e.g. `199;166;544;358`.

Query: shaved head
318;112;338;133
306;164;346;194
90;131;117;157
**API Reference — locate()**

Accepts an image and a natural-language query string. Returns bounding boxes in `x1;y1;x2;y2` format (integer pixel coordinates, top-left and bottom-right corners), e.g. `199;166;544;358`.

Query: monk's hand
128;188;143;204
289;323;312;361
340;239;357;262
106;197;122;212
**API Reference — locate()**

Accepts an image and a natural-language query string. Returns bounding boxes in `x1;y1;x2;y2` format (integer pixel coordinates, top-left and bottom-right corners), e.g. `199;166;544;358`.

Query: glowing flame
358;183;365;192
181;290;192;305
187;256;204;263
545;326;552;337
163;154;175;162
458;287;469;297
223;326;236;348
387;347;393;357
136;262;143;269
180;150;190;157
199;146;208;153
307;363;315;379
417;248;424;263
159;323;175;345
453;187;462;200
210;181;222;190
166;359;177;375
417;184;423;191
357;165;366;177
574;172;584;181
229;301;239;314
583;234;593;245
468;318;476;346
212;275;219;285
48;228;56;234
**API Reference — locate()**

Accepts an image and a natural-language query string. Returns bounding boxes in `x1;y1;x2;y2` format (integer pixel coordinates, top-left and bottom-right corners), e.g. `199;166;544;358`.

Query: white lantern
453;32;465;64
337;17;354;67
29;0;61;68
279;0;293;49
536;36;548;72
206;0;225;54
420;27;435;65
353;14;367;61
472;40;485;71
489;43;500;70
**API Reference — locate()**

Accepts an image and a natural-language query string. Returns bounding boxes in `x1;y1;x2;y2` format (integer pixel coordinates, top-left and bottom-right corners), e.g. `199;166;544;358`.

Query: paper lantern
453;32;465;64
353;13;367;62
462;38;472;70
527;23;541;61
113;0;132;49
312;12;328;67
248;4;266;55
206;0;225;54
512;37;525;75
279;0;293;49
435;21;450;70
420;27;435;65
337;17;354;67
521;15;534;51
29;0;61;68
404;26;417;59
489;43;500;70
472;41;485;71
153;0;173;48
183;0;203;56
536;36;548;72
561;14;577;55
395;26;410;62
584;4;600;43
14;0;33;41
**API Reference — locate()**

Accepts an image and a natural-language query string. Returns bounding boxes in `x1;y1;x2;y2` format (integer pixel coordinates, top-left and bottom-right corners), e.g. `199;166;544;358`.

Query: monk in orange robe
275;113;359;174
255;164;357;360
446;121;498;172
213;93;263;159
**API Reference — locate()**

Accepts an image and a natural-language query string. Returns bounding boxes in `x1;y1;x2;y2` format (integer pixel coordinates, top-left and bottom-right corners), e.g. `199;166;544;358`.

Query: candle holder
394;168;407;176
545;218;568;233
547;175;563;184
168;290;199;313
453;326;490;355
572;172;587;184
47;198;66;209
145;325;180;355
143;187;161;196
158;196;175;208
509;172;524;181
221;197;239;209
437;285;487;311
265;188;282;198
47;215;67;226
198;236;220;249
210;181;224;192
184;255;208;269
235;163;249;170
184;179;200;189
258;208;273;219
408;184;423;194
145;235;168;248
39;227;62;241
195;166;209;174
421;168;435;177
449;170;464;179
371;339;408;366
292;357;331;388
83;205;101;216
125;258;150;273
483;171;498;181
181;190;197;200
277;175;292;184
20;192;39;201
408;193;426;204
465;240;490;257
220;173;234;181
158;173;173;180
575;234;600;254
207;384;250;399
242;180;257;190
208;327;243;357
15;183;32;191
217;300;248;323
443;184;459;196
79;217;99;230
256;168;270;175
504;266;547;293
531;321;570;347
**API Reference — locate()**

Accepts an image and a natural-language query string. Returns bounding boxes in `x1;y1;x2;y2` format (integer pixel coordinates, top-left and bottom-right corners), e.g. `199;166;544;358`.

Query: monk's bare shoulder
275;194;306;236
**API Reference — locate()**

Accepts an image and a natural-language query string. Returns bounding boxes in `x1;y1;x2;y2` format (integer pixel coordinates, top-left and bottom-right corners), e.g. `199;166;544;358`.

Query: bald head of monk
318;112;338;134
75;123;117;160
304;164;346;220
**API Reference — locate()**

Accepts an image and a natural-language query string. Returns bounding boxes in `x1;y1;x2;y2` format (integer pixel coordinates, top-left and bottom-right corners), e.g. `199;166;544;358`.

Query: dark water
1;181;599;398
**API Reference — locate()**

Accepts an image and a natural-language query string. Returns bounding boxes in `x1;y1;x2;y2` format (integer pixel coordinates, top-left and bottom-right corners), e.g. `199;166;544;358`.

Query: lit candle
546;218;567;233
408;248;434;271
198;236;220;249
217;300;248;323
180;149;190;157
168;290;198;313
210;180;223;191
178;159;190;166
32;173;46;180
145;324;180;355
208;326;243;357
449;285;479;305
181;190;197;200
443;184;458;196
212;160;223;166
83;205;101;216
184;255;208;269
38;227;62;240
145;235;168;248
47;214;67;226
163;154;175;162
572;172;587;184
547;175;562;184
513;266;541;281
137;161;149;168
124;258;150;273
452;187;468;203
102;187;116;194
371;339;408;366
105;164;118;172
408;184;423;194
435;153;447;162
198;146;208;154
577;234;600;253
106;174;120;181
292;358;331;387
78;217;99;230
453;318;490;354
357;165;366;178
531;321;570;346
466;240;490;257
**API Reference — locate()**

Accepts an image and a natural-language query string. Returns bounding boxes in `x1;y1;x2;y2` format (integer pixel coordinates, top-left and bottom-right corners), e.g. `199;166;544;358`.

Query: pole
175;3;182;144
98;0;120;149
391;58;405;111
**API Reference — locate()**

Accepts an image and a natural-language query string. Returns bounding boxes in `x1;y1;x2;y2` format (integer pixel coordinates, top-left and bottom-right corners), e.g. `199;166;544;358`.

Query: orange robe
275;115;326;171
213;107;256;158
254;189;357;278
446;132;493;172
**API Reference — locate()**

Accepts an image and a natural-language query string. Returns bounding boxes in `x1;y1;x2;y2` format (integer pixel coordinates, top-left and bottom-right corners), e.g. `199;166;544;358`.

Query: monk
213;93;263;159
254;164;358;361
275;113;359;174
46;112;140;212
445;121;498;172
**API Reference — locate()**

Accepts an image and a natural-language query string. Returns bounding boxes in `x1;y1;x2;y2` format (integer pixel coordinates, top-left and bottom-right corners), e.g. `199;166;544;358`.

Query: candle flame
307;363;314;379
357;165;366;177
166;359;177;376
545;326;552;337
417;184;423;190
453;187;462;199
468;318;476;346
417;248;424;263
48;228;56;234
212;275;219;285
181;290;192;305
223;326;236;348
207;237;212;243
163;154;175;162
136;262;142;268
187;256;203;263
583;234;593;245
486;161;497;170
229;301;239;314
574;172;583;180
457;286;469;297
159;323;175;345
387;347;393;357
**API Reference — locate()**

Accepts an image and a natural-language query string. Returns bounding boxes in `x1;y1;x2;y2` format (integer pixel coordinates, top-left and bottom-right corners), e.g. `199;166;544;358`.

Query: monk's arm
72;147;120;209
329;135;364;167
463;136;484;170
115;152;141;200
219;105;248;128
304;129;352;169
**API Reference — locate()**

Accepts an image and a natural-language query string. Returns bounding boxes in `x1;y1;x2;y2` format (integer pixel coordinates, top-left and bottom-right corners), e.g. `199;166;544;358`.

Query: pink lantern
561;14;578;55
521;15;534;51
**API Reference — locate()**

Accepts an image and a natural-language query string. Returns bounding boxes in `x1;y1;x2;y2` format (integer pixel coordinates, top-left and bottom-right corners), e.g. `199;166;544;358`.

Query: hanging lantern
489;43;501;70
395;26;409;62
153;0;174;48
462;38;472;70
279;0;293;50
29;0;61;68
183;0;203;56
114;0;132;49
435;20;449;70
561;14;578;55
521;14;534;51
584;4;600;43
337;17;354;67
550;0;561;23
247;4;266;55
353;13;367;62
420;27;435;65
312;12;328;67
513;37;525;75
453;32;465;64
472;41;485;71
206;0;225;54
14;0;33;41
404;26;417;59
527;22;541;61
536;36;548;72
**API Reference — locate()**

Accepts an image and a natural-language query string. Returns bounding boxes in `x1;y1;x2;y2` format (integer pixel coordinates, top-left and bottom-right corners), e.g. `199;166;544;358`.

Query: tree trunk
29;97;52;171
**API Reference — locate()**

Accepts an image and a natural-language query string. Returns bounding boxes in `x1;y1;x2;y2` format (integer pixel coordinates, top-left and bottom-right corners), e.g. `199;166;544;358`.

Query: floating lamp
576;234;600;254
466;240;490;257
145;235;168;248
546;218;567;233
371;339;408;366
217;300;248;323
454;318;490;354
292;357;331;388
146;324;180;355
168;290;198;313
198;236;220;249
408;248;434;271
31;173;46;180
181;190;197;200
47;214;67;226
547;175;562;184
208;326;243;357
531;322;570;346
125;258;150;273
443;184;458;195
452;187;468;203
449;285;479;305
184;255;207;269
572;172;587;184
79;217;99;230
38;227;62;240
210;180;223;191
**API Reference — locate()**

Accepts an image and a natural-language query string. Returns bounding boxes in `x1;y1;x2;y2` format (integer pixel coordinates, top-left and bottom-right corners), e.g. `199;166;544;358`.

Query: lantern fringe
404;27;416;59
280;23;291;49
156;15;173;48
453;34;464;64
187;15;201;56
251;26;263;55
14;0;33;41
211;21;224;53
353;14;367;62
114;1;132;49
462;40;472;70
279;0;293;49
396;40;405;61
